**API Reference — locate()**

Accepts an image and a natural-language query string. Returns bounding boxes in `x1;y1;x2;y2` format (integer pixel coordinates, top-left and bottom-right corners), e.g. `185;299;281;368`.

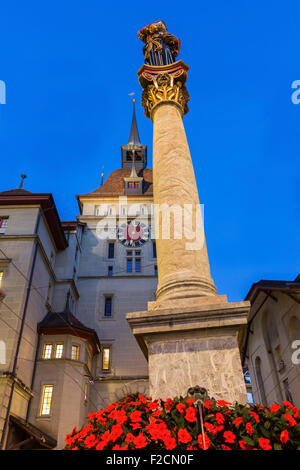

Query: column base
126;299;250;404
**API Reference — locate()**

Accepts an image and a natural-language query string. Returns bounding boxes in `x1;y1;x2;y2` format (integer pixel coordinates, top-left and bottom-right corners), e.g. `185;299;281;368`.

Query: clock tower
76;102;157;409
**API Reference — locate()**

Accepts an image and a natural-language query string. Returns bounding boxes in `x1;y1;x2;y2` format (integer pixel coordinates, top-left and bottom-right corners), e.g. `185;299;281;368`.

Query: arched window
255;356;267;405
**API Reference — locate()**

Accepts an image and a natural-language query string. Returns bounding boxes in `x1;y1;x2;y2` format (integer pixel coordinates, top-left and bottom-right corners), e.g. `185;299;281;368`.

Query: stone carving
141;71;189;119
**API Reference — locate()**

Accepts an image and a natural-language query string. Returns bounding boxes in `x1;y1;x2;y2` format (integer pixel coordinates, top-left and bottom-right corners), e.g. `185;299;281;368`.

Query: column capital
137;60;190;120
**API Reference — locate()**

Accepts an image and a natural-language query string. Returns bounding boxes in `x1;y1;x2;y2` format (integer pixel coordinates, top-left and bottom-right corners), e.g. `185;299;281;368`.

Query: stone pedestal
127;298;250;403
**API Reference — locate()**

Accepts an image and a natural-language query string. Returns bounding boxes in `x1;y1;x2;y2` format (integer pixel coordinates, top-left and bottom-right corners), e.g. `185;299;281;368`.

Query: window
127;258;132;273
154;265;158;276
71;344;79;361
43;343;52;359
108;242;115;259
104;296;112;317
152;241;157;258
134;182;140;189
40;385;54;416
135;258;141;272
135;250;141;256
0;271;3;285
84;382;88;401
55;343;63;359
95;206;100;216
108;266;113;277
102;347;111;371
0;218;8;234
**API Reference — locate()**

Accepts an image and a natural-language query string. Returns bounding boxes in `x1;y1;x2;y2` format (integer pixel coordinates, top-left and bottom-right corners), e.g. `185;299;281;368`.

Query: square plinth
126;299;250;404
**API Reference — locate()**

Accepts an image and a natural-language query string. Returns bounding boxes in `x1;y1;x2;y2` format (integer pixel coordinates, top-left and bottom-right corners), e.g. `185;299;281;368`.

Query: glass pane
102;348;110;370
127;259;132;273
40;385;53;415
55;344;63;358
135;259;141;272
43;344;52;359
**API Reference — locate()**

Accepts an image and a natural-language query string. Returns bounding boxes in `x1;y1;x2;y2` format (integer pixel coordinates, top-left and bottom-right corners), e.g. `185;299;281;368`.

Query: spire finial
19;174;27;189
128;97;141;146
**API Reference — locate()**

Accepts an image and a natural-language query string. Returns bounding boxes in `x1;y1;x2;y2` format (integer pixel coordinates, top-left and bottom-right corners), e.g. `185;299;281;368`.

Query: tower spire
128;99;141;145
130;150;138;178
19;174;27;189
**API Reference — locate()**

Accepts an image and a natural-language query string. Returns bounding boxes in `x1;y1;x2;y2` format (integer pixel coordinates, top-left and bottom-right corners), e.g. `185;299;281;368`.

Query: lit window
0;271;3;285
127;259;132;273
40;385;53;416
43;343;52;359
71;344;79;361
108;266;113;277
55;343;63;358
84;382;88;401
0;218;8;234
104;296;112;317
135;258;141;272
102;347;111;371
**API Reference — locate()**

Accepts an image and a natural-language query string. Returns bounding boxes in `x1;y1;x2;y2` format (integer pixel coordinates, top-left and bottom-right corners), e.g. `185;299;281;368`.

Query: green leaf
273;443;282;451
243;436;255;446
264;421;271;430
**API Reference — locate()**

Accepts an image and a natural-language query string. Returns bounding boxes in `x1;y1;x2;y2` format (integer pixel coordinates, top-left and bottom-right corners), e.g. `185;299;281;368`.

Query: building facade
0;104;157;449
241;276;300;408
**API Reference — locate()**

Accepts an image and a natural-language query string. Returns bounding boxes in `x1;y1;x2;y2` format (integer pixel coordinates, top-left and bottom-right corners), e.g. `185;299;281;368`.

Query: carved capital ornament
137;61;190;120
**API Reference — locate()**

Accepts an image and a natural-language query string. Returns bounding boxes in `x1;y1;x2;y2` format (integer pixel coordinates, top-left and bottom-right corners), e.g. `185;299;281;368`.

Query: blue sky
0;1;299;301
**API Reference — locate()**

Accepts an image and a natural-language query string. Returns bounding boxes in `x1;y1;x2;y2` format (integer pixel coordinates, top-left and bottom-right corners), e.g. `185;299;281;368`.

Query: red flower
110;424;123;442
152;409;162;418
85;434;97;449
198;433;210;450
203;400;214;410
112;444;128;450
232;417;243;427
176;403;186;415
138;394;148;404
164;436;177;450
217;400;232;407
248;410;260;423
164;398;174;411
130;422;142;430
270;403;281;413
130;410;142;423
284;413;297;427
134;433;148;449
280;430;289;444
259;438;272;450
221;444;232;450
239;439;246;450
292;406;299;420
246;422;253;435
178;428;192;444
125;433;135;443
215;412;225;425
186;398;195;406
283;401;293;409
148;401;159;411
185;407;197;423
223;431;236;444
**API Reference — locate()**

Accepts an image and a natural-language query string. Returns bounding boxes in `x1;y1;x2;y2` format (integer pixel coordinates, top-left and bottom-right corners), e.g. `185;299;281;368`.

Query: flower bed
64;394;300;450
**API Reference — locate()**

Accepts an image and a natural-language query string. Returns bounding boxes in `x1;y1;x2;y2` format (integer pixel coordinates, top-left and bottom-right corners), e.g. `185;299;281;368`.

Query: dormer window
135;151;142;161
126;151;133;161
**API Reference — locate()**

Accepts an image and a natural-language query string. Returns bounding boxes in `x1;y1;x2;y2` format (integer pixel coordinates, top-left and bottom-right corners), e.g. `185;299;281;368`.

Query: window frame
43;343;53;360
71;344;80;361
102;346;111;372
54;343;64;359
104;295;112;317
108;242;115;259
40;384;54;416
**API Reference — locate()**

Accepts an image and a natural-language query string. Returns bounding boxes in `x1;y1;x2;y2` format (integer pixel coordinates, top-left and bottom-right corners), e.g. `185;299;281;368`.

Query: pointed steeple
121;98;147;169
128;99;141;145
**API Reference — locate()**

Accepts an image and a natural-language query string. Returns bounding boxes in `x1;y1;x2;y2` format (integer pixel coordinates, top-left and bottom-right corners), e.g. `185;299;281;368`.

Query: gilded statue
137;21;180;66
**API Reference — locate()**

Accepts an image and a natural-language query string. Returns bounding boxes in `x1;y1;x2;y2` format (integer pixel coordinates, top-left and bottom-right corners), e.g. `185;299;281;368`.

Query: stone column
127;61;250;404
139;62;216;304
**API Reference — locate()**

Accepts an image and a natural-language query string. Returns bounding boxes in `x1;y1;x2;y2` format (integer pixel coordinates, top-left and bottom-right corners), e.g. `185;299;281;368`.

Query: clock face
118;220;150;247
